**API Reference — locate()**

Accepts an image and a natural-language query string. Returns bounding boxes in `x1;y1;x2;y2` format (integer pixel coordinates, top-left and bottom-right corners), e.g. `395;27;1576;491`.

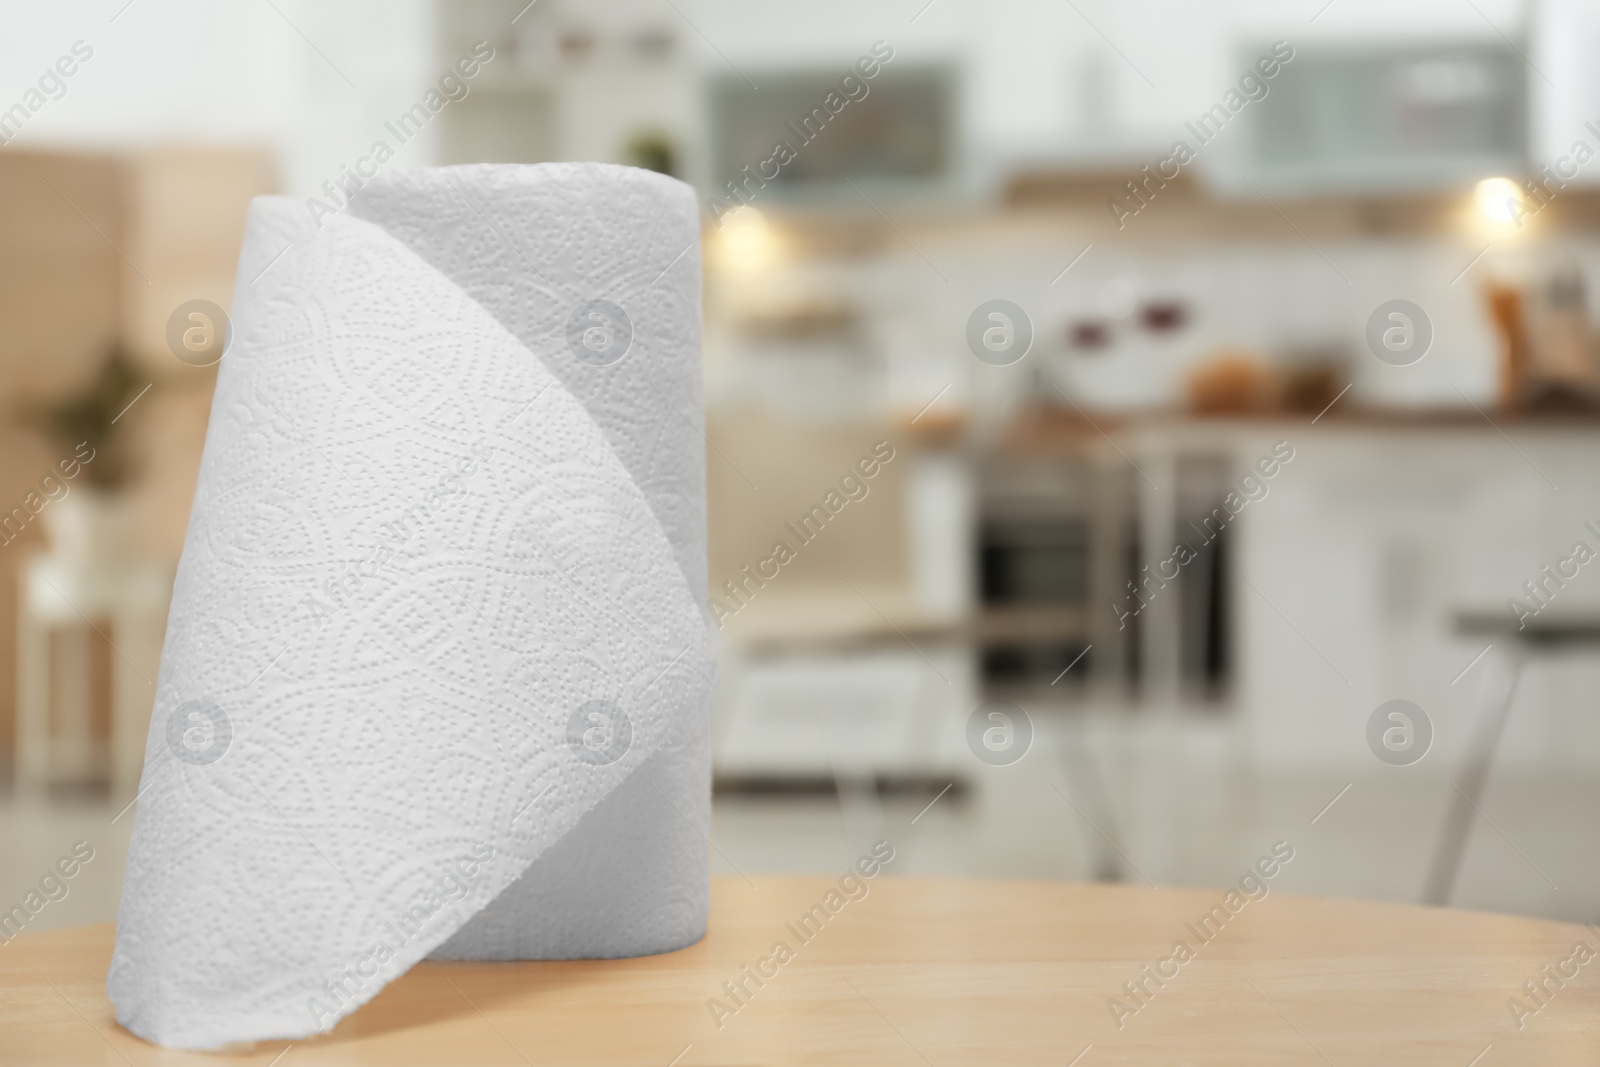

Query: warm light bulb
1474;177;1526;225
716;206;776;270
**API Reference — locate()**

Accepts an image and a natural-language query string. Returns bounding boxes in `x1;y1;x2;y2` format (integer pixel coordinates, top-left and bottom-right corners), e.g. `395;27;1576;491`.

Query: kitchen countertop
904;405;1600;454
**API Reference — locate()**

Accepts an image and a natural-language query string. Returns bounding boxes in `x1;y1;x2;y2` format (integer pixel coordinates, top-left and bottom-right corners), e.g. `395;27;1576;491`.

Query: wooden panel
0;151;125;774
122;147;277;372
0;151;124;395
0;147;274;767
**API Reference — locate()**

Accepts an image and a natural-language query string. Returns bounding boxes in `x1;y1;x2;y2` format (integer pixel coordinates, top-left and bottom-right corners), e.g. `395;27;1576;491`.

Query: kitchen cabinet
962;413;1600;773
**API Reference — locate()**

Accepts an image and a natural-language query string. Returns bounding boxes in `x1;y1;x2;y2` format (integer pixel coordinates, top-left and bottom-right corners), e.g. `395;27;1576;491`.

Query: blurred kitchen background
3;0;1600;932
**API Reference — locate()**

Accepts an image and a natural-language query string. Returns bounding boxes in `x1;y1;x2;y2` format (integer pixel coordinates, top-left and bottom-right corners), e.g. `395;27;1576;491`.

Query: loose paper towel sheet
109;164;715;1049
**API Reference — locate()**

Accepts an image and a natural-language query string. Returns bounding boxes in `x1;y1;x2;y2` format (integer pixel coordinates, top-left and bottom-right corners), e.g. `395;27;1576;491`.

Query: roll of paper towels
109;164;716;1049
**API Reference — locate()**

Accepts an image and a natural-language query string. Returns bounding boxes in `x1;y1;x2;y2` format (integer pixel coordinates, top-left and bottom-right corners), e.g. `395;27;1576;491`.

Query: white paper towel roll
109;164;715;1049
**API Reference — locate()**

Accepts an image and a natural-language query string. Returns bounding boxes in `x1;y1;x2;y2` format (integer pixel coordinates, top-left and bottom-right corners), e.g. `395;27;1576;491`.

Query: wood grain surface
2;877;1596;1065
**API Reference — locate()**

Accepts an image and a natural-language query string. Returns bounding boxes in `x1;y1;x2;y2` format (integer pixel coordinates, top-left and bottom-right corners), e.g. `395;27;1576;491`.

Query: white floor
711;711;1599;926
3;711;1594;940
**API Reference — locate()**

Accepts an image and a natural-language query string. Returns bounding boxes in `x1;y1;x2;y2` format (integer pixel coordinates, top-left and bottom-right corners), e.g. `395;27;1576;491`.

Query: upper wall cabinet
1238;43;1527;195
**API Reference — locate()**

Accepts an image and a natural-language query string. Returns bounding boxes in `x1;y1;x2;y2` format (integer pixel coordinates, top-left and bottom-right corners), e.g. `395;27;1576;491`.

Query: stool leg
1422;650;1521;906
111;608;159;798
58;625;92;784
1056;714;1128;883
16;612;49;798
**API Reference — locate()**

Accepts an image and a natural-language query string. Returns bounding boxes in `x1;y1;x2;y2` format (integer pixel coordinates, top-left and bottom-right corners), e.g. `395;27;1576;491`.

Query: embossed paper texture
109;164;714;1050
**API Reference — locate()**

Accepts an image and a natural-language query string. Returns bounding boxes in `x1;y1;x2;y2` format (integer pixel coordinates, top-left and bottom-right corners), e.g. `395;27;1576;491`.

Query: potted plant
18;346;143;569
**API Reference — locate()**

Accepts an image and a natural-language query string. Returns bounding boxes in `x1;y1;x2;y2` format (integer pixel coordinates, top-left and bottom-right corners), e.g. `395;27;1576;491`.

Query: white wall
0;0;434;197
1531;0;1600;180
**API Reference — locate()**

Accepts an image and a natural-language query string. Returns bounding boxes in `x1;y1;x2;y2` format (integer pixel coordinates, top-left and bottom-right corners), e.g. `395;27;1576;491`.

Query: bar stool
15;551;168;798
1423;611;1600;904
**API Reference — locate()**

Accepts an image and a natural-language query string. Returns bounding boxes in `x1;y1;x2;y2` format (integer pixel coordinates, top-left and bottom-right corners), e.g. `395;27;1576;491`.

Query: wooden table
3;878;1596;1064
